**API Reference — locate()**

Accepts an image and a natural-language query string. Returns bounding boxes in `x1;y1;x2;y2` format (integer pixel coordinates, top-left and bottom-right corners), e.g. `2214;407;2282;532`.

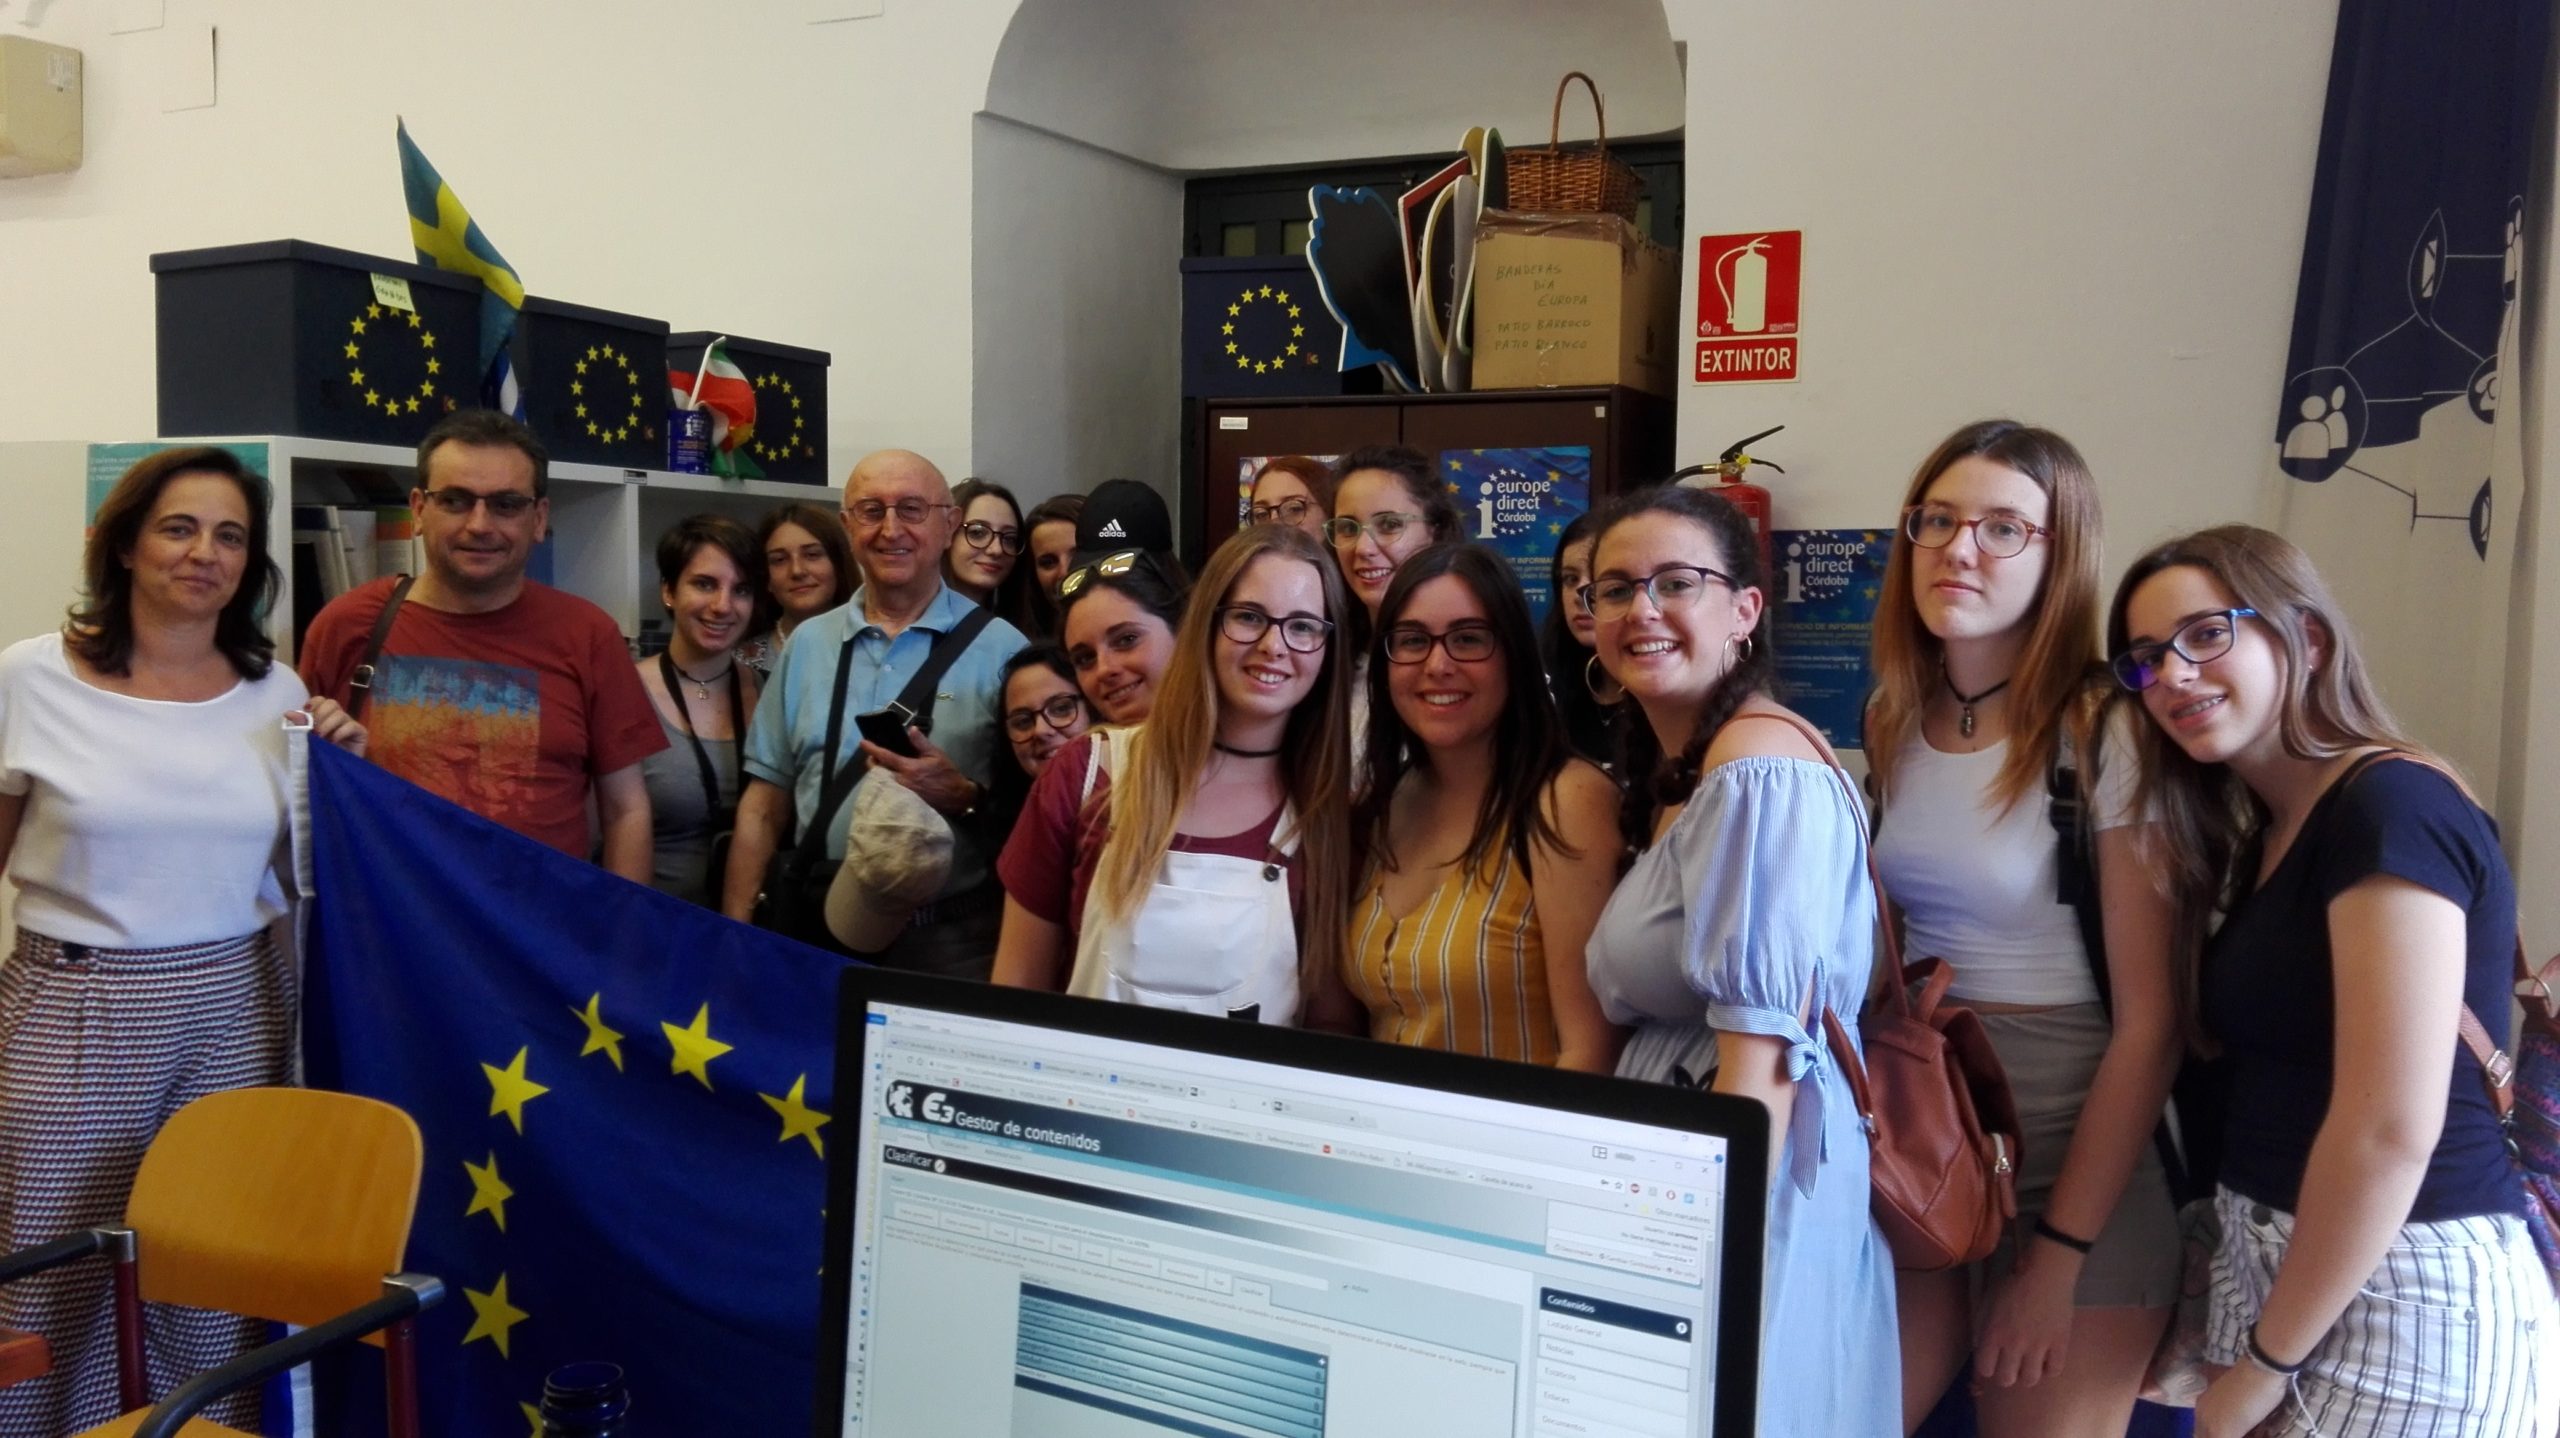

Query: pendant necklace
1943;667;2011;740
672;658;733;702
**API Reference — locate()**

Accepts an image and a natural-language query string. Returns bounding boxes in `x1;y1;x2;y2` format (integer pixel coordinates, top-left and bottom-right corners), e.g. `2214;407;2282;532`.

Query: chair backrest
125;1088;423;1331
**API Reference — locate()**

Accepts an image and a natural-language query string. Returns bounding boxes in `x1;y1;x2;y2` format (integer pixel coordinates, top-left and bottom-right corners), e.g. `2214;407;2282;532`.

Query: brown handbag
1732;710;2024;1271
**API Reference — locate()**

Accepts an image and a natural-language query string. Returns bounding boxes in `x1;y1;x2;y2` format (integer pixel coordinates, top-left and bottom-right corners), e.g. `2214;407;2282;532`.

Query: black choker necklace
672;657;734;701
1943;668;2011;740
1214;741;1282;758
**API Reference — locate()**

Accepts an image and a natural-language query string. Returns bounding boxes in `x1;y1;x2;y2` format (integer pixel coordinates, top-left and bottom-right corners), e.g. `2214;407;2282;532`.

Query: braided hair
1587;486;1776;856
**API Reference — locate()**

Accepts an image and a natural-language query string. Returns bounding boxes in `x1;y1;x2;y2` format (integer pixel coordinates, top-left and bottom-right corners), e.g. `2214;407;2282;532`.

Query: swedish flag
397;120;527;418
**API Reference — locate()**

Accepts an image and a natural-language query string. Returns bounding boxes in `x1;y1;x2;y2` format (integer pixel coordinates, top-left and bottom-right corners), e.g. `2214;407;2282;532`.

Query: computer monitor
816;969;1769;1438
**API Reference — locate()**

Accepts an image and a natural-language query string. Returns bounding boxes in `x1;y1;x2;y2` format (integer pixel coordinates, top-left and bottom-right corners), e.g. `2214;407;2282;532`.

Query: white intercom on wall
0;35;82;177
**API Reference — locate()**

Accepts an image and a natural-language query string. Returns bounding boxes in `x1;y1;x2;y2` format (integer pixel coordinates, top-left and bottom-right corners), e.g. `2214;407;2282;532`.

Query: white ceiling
986;0;1684;173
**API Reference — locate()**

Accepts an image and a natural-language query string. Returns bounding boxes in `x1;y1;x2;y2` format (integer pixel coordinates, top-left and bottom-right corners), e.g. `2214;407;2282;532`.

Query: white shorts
2204;1186;2558;1437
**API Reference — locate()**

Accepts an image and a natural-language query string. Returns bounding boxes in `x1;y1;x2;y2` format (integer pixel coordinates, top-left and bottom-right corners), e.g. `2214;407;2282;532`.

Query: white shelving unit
44;435;824;663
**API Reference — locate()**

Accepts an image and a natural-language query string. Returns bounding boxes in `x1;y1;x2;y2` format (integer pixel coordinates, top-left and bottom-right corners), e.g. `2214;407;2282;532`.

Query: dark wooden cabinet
1188;387;1676;565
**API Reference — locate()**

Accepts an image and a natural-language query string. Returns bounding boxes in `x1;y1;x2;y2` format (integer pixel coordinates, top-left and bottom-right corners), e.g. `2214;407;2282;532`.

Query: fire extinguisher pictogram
1715;237;1772;335
1671;425;1786;585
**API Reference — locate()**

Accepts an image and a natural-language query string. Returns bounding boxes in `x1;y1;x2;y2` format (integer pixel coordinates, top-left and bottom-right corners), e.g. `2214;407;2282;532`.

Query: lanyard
658;649;745;820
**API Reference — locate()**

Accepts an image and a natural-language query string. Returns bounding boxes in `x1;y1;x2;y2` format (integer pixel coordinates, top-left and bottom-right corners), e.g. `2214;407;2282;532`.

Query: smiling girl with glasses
944;479;1029;620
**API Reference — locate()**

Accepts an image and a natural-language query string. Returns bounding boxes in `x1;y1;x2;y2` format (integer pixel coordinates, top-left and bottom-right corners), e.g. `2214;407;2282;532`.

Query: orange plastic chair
0;1088;442;1438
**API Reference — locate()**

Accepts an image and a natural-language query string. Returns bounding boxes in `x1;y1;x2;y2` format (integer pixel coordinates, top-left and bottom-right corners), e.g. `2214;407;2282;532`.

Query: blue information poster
1770;528;1892;750
1439;446;1592;625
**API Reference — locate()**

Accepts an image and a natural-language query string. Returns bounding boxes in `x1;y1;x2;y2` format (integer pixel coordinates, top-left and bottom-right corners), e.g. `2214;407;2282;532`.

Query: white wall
969;116;1183;506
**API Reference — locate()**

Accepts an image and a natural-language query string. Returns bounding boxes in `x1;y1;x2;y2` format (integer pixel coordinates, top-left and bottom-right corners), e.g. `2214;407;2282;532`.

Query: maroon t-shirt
997;733;1304;939
300;577;667;857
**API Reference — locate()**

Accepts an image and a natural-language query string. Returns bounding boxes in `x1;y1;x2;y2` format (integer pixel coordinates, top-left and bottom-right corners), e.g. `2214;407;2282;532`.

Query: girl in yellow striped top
1346;544;1623;1071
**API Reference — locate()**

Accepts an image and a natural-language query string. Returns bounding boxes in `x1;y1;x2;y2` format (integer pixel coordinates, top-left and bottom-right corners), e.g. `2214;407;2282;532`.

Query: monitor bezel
815;966;1769;1438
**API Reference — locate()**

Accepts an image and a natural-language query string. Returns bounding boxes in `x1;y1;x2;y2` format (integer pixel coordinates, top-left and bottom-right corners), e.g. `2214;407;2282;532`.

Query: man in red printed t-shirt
300;410;666;879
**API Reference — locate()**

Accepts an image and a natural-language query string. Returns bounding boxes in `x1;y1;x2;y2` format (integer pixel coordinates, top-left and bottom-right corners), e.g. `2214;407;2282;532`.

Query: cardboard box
1469;210;1677;397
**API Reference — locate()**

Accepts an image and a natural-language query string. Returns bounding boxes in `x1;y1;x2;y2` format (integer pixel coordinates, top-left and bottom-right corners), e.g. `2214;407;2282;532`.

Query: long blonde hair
1090;526;1357;1005
2105;524;2424;1048
1868;420;2106;812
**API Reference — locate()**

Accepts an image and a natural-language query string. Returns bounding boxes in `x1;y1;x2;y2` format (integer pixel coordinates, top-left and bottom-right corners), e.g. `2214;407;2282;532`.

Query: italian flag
668;341;760;462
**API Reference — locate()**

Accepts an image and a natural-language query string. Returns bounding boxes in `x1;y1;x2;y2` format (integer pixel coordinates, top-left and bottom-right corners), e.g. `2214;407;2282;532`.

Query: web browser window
833;1000;1746;1438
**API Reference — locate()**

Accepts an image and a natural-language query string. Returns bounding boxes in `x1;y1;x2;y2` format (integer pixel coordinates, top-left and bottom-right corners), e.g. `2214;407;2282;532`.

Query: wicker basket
1506;71;1644;222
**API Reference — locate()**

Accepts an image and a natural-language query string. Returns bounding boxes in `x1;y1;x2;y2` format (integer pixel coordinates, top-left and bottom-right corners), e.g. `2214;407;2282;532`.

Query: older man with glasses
299;409;667;879
724;449;1026;976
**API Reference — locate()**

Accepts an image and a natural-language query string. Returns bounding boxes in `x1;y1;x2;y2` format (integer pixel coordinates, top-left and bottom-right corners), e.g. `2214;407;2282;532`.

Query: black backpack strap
790;605;999;864
345;574;414;723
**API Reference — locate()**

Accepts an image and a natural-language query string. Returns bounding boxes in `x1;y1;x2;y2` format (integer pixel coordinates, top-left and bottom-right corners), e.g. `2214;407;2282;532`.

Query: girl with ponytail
1581;485;1899;1436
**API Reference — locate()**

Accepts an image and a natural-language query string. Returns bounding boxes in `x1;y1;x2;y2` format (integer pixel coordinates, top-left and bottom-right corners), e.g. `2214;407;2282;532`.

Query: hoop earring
1584;654;1625;706
1734;633;1756;665
1722;633;1755;674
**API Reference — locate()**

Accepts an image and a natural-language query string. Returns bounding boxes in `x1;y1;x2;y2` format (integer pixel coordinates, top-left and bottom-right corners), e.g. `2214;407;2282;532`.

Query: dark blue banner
299;739;849;1436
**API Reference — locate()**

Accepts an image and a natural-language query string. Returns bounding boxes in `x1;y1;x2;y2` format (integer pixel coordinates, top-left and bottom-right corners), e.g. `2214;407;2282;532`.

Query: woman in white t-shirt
0;447;365;1438
1866;422;2182;1437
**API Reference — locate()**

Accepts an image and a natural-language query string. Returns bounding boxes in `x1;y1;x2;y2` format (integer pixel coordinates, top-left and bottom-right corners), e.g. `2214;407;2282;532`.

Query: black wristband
2246;1324;2307;1377
2030;1216;2095;1255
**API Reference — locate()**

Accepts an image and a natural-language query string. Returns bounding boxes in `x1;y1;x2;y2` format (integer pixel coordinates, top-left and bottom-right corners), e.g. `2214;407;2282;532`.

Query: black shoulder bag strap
787;605;998;867
658;650;747;820
345;573;415;722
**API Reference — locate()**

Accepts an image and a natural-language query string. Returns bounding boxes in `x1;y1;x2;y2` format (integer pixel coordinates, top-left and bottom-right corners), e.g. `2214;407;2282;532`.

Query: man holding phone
724;449;1025;976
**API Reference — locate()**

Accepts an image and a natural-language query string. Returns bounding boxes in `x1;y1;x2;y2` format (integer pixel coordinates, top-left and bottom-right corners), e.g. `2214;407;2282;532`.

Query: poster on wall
1770;527;1890;750
86;441;272;524
1693;229;1801;385
1440;446;1591;625
1235;454;1342;530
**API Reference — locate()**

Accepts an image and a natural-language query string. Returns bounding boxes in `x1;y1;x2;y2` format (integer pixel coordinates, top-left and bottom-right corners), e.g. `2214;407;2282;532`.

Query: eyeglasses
1323;512;1423;547
844;498;954;528
1250;497;1318;526
1383;621;1498;666
422;487;539;519
1004;691;1088;736
959;520;1025;555
1580;564;1737;622
1902;505;2051;560
1217;605;1332;654
2111;608;2259;692
1059;549;1143;599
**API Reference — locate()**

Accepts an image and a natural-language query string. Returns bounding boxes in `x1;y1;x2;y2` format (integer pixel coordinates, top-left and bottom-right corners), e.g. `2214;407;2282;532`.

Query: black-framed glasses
1902;505;2051;560
1580;564;1737;622
1058;549;1143;599
1217;605;1332;654
845;498;954;528
422;487;539;519
959;520;1024;555
1383;622;1499;666
1250;497;1318;526
2110;608;2259;692
1004;691;1089;736
1323;512;1423;547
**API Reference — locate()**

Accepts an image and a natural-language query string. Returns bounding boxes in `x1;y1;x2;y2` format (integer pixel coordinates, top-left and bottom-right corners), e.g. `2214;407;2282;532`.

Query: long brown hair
1869;420;2106;812
2105;524;2422;1046
69;446;278;680
1091;526;1357;1007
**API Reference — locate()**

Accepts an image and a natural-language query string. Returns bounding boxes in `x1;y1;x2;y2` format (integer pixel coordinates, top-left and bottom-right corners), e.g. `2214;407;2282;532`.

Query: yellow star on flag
663;1004;733;1089
350;318;367;335
420;333;435;349
1291;324;1304;337
1236;356;1250;370
405;396;422;414
482;1047;548;1134
464;1152;513;1232
1285;343;1298;356
574;402;588;418
790;395;801;409
343;341;361;359
349;368;367;386
1227;303;1240;317
366;303;382;319
521;1403;544;1438
573;358;587;375
1287;305;1301;318
1221;322;1234;336
1224;342;1238;355
363;389;381;409
1258;285;1272;298
780;378;794;394
425;357;441;375
585;345;599;360
1254;360;1268;374
462;1273;529;1358
569;380;582;396
572;993;625;1070
1276;290;1290;304
760;1075;832;1157
405;311;421;328
584;421;600;437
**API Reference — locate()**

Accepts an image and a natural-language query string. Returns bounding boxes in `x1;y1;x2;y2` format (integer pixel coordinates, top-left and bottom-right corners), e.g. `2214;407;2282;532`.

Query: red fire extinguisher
1671;424;1786;584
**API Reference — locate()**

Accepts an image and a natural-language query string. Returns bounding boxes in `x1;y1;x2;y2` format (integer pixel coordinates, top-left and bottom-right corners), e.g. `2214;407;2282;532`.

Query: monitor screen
817;972;1767;1438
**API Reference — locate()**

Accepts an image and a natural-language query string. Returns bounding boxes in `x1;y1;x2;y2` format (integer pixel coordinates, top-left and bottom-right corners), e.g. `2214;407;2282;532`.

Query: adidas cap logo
1097;518;1127;539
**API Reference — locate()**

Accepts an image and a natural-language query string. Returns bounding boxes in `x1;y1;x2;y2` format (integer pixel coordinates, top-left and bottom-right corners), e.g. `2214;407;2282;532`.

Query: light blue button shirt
742;583;1026;895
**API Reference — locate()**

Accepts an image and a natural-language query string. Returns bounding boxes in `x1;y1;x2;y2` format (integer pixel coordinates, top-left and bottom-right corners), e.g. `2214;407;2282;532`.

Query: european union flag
396;119;528;419
299;739;847;1435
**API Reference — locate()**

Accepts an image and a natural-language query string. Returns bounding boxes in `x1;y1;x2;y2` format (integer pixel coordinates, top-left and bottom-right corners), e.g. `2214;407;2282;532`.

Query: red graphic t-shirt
300;577;666;856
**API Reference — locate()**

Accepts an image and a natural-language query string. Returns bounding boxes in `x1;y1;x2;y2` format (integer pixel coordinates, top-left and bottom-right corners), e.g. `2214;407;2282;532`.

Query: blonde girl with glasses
1867;421;2183;1437
1581;485;1898;1437
994;526;1363;1032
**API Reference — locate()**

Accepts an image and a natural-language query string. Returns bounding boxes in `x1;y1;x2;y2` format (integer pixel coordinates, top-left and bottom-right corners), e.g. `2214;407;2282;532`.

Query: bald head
846;449;948;505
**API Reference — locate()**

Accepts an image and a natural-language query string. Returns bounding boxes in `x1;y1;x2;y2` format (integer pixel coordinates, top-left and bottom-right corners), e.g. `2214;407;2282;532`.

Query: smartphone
855;706;920;759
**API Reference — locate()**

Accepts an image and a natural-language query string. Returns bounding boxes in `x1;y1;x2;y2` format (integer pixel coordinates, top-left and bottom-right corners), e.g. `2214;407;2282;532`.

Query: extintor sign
1695;230;1802;385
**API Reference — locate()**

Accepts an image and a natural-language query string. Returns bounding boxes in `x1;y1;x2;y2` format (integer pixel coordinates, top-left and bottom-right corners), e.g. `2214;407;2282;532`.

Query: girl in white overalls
991;526;1364;1032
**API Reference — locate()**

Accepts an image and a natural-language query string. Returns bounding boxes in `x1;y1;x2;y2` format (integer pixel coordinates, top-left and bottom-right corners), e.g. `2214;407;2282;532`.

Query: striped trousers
2204;1185;2558;1438
0;928;291;1438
